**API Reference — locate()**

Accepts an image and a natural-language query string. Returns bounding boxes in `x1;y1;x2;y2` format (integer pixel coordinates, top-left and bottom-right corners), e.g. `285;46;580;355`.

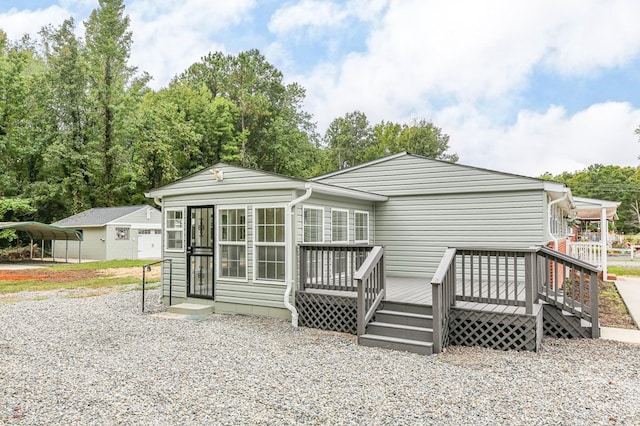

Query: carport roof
0;222;83;241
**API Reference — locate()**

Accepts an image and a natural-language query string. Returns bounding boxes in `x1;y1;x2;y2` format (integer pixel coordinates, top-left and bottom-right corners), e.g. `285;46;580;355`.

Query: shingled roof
52;206;150;227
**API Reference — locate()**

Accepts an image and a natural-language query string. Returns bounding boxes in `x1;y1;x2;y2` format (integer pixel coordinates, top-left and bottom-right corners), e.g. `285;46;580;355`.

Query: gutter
284;184;313;327
548;191;569;250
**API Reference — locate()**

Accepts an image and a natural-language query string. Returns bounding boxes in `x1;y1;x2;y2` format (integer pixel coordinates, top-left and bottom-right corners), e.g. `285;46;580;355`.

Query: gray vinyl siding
317;154;545;196
160;191;293;306
375;190;546;278
157;165;300;309
314;154;550;279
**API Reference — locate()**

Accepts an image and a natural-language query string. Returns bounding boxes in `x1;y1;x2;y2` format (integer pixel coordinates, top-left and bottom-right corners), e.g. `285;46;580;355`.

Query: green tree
0;198;36;246
176;49;318;176
83;0;137;204
38;18;99;215
547;164;640;234
323;110;374;170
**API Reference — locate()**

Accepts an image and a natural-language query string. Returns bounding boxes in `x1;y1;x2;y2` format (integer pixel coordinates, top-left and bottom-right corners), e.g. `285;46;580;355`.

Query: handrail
355;246;386;338
535;246;599;337
431;248;456;353
142;259;172;313
538;245;600;272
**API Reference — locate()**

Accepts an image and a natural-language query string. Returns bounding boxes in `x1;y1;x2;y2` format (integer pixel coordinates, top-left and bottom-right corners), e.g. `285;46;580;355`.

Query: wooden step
358;334;433;355
168;303;214;316
380;301;432;316
375;309;433;328
367;321;433;341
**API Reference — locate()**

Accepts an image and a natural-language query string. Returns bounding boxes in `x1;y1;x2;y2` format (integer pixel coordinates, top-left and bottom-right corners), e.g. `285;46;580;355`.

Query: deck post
432;283;442;353
590;271;600;338
356;277;365;338
524;251;536;315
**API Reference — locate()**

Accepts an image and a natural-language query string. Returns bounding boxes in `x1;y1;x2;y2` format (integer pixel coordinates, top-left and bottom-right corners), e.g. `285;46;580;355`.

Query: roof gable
146;162;387;201
146;163;304;198
313;152;550;196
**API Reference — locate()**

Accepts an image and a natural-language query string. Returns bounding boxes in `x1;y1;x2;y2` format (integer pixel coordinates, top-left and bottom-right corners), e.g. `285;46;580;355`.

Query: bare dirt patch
0;269;96;282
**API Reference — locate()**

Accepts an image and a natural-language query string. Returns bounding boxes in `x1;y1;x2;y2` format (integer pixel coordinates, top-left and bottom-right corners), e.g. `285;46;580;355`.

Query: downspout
548;191;569;251
284;184;313;327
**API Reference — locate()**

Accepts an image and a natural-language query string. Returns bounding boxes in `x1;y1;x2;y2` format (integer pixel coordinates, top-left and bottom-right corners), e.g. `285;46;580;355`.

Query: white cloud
127;0;255;87
0;5;70;40
438;102;640;177
269;0;388;35
299;0;640;131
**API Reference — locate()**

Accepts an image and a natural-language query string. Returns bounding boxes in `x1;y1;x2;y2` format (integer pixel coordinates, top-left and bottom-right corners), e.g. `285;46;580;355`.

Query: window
255;207;285;281
331;209;348;243
115;227;129;240
303;207;324;243
165;209;184;251
354;211;369;243
219;208;247;279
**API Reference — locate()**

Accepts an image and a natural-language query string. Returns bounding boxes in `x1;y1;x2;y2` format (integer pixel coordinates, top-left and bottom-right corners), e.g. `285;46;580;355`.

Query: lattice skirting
296;292;357;334
449;308;542;352
543;304;592;338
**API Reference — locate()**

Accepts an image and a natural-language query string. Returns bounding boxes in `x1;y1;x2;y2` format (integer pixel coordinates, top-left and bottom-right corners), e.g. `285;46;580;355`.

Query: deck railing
536;246;600;337
355;246;386;338
298;244;373;292
430;246;601;352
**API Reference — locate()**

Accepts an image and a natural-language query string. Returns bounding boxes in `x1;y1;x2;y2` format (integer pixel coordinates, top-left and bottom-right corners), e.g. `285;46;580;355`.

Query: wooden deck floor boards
301;275;528;307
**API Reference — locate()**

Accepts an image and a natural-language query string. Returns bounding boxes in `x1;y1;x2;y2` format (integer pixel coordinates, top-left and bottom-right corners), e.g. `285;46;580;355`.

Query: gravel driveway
1;288;639;425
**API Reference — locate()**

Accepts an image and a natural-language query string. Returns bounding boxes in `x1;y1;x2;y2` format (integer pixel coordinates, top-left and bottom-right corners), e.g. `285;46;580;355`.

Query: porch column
601;206;608;280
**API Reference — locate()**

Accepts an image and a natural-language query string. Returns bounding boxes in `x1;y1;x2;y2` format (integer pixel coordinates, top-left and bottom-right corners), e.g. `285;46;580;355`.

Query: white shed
52;205;162;260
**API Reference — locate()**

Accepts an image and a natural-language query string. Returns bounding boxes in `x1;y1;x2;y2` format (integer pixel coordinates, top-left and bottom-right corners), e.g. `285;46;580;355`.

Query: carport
0;221;83;263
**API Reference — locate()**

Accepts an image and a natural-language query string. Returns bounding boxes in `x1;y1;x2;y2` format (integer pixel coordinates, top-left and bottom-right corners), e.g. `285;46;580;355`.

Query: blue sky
2;0;640;177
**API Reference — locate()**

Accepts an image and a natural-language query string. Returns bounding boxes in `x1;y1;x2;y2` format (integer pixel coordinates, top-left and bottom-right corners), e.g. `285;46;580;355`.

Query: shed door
137;230;161;259
187;206;215;299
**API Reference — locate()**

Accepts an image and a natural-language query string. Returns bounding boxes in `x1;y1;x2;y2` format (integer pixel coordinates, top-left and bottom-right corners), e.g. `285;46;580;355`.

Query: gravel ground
1;289;639;425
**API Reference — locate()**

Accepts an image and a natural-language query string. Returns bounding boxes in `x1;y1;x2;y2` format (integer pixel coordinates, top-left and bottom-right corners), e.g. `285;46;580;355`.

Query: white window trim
331;208;349;244
164;207;185;253
253;205;287;284
302;206;325;243
354;210;370;244
217;206;248;282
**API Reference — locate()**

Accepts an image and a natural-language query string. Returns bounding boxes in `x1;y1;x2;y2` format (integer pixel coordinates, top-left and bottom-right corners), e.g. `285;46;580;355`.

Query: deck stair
358;301;434;355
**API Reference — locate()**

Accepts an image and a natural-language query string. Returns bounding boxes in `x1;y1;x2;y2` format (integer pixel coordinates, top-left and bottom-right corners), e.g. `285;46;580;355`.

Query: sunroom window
354;211;369;243
303;206;324;243
165;209;184;251
331;209;348;243
255;207;285;281
219;208;246;279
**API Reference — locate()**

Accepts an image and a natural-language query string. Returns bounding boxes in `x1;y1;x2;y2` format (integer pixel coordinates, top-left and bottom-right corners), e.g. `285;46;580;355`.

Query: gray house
147;153;609;355
52;205;162;261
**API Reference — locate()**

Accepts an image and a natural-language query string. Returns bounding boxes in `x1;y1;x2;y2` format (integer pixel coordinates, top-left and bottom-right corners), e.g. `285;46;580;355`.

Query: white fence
569;242;602;268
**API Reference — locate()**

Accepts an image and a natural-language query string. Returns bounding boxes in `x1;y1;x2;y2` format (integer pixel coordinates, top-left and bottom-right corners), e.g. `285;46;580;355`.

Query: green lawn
609;266;640;277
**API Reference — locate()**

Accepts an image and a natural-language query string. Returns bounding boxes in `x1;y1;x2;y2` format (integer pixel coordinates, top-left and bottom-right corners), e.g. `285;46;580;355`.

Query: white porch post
601;206;608;279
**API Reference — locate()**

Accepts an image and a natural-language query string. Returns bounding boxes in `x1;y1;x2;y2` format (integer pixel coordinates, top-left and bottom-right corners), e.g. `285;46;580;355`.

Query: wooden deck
302;275;528;308
302;276;433;304
385;276;432;304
